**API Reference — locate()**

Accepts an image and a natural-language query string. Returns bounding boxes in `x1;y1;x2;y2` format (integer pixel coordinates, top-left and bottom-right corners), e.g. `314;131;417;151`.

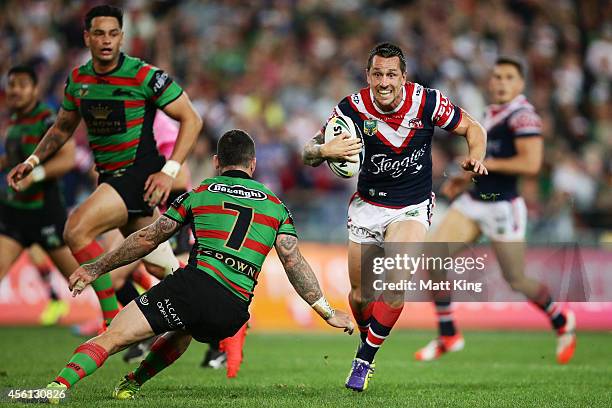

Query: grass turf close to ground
0;327;610;407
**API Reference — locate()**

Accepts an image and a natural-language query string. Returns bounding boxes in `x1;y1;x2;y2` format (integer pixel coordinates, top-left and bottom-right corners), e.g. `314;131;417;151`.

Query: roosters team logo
408;118;424;129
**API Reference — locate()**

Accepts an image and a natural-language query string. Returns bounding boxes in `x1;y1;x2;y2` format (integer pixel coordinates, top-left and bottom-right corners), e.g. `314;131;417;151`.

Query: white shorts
347;193;434;245
451;193;527;241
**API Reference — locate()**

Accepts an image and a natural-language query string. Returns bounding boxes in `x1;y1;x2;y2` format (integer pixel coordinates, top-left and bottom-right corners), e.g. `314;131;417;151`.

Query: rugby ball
324;115;363;178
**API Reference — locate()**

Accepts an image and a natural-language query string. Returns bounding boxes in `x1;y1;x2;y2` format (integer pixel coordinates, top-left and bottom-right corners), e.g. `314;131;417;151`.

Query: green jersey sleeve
277;204;297;237
61;74;78;111
164;191;192;224
144;68;183;109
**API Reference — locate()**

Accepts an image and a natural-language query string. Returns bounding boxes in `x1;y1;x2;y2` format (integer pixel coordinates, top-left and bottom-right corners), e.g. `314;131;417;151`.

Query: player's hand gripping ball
324;115;363;178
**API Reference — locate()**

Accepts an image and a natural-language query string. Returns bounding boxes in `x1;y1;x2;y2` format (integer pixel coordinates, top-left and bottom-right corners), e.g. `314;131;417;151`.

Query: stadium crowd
0;0;610;242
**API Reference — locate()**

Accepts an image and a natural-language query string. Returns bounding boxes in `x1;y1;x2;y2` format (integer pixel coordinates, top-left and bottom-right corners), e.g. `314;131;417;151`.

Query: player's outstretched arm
143;93;203;207
302;130;362;167
69;215;182;296
484;137;543;176
6;108;80;189
13;140;77;192
275;233;354;334
161;93;203;165
452;109;488;175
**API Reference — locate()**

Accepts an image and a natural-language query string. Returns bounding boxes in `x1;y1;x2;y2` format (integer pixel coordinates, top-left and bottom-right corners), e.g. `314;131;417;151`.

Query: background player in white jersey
303;43;488;391
414;57;576;364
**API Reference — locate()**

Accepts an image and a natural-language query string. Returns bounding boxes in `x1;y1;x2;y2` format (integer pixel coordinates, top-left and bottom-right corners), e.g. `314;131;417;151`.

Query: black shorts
0;201;67;250
98;156;165;218
135;265;250;343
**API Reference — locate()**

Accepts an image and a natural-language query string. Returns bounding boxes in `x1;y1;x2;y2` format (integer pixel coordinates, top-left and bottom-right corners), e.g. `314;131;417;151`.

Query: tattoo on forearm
277;235;323;304
35;132;66;162
302;132;325;167
35;111;79;162
88;216;181;277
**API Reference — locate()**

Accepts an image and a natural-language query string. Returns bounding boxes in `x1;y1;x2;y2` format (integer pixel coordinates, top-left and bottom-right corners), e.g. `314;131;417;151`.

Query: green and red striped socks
130;334;187;385
55;342;108;388
73;241;120;326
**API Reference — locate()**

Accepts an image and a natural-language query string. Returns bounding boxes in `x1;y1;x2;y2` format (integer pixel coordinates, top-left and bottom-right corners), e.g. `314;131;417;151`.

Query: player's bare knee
104;326;140;354
381;291;405;309
63;217;92;250
349;287;365;306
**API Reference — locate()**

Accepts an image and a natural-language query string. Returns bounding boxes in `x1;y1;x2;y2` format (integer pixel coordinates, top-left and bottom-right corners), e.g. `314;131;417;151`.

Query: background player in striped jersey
7;5;202;328
0;65;80;313
414;57;576;364
303;43;488;391
43;129;354;400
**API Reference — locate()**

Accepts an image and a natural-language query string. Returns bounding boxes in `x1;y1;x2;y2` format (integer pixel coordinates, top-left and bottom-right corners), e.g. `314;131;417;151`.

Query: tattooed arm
275;234;324;304
275;233;355;333
302;129;363;167
69;216;182;295
302;131;326;167
6;108;81;189
33;108;81;162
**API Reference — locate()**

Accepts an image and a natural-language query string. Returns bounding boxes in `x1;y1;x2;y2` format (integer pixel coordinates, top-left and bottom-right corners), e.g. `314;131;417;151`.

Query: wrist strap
25;154;40;168
311;296;335;320
161;160;181;179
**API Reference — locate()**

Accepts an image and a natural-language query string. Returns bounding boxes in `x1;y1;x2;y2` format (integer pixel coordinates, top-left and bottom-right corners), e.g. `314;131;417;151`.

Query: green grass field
0;327;610;407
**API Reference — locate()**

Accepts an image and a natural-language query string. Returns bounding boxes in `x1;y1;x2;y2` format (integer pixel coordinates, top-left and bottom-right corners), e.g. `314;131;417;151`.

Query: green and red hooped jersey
1;102;61;209
62;53;183;175
164;171;298;302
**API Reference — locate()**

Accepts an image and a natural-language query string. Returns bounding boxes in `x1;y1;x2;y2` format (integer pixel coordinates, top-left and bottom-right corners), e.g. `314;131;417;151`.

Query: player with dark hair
303;42;488;391
414;56;576;364
0;65;81;303
7;5;202;328
43;129;354;401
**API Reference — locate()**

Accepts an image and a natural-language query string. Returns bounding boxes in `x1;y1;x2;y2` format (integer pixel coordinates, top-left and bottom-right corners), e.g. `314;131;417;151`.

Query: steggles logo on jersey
208;183;267;200
364;120;377;136
369;145;428;178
